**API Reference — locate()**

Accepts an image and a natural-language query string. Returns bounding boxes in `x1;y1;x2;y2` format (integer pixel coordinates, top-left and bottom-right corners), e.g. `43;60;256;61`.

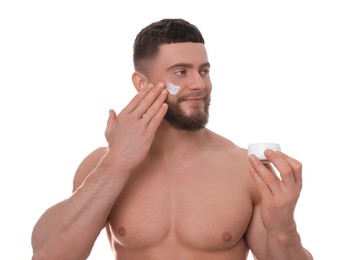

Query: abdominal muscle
106;146;254;260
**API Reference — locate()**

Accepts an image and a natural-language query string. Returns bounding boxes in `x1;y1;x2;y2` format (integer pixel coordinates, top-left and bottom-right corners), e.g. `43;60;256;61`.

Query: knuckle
281;168;292;176
264;172;277;184
293;161;303;171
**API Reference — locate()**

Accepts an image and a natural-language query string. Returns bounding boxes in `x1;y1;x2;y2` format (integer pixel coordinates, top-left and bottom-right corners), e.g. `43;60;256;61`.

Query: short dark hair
133;18;205;73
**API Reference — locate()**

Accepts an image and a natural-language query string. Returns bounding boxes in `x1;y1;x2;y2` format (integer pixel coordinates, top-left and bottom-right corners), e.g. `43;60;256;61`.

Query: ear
132;71;148;92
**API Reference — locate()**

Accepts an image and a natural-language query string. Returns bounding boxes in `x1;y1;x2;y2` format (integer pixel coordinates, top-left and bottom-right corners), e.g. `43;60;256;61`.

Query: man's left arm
245;150;313;260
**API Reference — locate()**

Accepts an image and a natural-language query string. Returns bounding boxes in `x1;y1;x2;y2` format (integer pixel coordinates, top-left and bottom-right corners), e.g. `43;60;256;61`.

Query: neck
149;120;208;163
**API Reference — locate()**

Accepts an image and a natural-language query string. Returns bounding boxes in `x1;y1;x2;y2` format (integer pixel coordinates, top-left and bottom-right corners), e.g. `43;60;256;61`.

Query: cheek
166;95;178;106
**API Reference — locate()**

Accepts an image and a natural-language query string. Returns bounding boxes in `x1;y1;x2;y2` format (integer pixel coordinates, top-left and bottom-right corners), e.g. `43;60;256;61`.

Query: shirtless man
31;19;313;260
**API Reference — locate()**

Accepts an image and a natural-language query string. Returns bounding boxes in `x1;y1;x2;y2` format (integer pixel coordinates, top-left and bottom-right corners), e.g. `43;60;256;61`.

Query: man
31;19;313;260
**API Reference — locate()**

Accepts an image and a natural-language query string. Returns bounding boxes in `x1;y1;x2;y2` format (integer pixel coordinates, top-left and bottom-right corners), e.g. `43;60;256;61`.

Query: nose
187;71;207;92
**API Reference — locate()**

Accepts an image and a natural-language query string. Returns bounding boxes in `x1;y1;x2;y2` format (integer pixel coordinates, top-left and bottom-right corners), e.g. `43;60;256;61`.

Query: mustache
178;92;208;102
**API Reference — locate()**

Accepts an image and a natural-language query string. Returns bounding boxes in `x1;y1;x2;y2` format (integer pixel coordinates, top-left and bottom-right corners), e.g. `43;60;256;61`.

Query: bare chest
108;159;254;252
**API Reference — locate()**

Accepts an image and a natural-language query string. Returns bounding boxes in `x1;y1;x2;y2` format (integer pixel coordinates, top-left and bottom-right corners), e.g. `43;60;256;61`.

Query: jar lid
248;143;281;161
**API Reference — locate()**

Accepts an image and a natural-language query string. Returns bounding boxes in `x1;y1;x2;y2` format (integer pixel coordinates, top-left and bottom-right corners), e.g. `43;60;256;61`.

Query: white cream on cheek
165;81;180;95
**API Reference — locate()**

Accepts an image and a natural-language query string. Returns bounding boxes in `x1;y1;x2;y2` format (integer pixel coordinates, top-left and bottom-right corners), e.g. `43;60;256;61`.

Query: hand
104;82;168;171
249;150;303;238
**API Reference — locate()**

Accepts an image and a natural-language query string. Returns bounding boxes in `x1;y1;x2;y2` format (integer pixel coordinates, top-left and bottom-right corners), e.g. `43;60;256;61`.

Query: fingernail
157;82;165;89
248;154;257;162
265;149;273;155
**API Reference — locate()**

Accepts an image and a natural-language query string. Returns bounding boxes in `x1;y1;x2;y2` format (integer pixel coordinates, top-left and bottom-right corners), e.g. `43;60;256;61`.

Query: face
149;42;212;131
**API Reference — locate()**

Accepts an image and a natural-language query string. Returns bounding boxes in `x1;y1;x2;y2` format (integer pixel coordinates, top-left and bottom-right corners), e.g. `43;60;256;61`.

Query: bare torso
105;130;257;260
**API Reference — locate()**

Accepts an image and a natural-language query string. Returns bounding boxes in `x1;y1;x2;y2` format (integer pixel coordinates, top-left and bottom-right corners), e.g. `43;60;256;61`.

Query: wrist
99;148;135;175
268;222;300;245
266;223;313;260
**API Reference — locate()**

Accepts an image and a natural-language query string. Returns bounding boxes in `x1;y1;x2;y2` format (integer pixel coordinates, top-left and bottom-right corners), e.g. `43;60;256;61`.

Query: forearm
32;156;131;260
265;225;313;260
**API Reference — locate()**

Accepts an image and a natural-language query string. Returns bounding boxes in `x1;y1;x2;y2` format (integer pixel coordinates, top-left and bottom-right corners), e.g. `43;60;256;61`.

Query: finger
105;109;116;141
264;150;296;187
122;83;155;114
142;88;168;125
249;167;274;199
134;83;166;119
147;103;168;132
278;151;303;190
249;154;281;194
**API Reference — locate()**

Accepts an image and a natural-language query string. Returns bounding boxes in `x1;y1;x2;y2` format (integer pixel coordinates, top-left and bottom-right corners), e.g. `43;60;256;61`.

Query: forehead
156;42;209;68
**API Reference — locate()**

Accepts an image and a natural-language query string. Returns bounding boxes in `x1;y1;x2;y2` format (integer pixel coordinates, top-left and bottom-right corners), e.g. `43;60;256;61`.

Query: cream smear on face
165;81;180;95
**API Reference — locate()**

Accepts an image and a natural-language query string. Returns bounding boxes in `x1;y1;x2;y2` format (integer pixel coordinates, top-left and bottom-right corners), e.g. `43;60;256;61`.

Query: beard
164;93;210;131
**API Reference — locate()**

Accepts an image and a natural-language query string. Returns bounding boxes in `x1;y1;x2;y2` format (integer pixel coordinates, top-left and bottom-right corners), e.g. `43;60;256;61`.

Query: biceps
245;205;267;260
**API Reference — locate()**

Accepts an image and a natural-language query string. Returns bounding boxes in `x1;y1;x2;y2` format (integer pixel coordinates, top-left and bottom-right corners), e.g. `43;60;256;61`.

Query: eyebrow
166;62;211;71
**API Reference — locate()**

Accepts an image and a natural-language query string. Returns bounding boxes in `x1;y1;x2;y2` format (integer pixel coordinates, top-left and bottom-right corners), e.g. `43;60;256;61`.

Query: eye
200;68;210;77
174;69;186;76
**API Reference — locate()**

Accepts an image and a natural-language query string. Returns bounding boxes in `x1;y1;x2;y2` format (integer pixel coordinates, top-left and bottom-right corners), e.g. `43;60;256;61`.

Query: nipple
118;227;126;237
165;81;180;95
222;232;233;242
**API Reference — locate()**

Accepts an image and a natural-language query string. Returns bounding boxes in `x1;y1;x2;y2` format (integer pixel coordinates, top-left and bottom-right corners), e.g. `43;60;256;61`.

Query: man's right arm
31;147;132;260
31;83;168;260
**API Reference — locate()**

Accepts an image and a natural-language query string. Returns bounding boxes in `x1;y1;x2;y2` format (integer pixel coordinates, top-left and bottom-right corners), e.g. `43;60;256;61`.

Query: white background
1;1;351;259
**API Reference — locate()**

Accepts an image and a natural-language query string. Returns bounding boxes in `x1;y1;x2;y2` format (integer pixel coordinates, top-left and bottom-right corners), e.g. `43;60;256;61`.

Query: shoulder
205;129;259;200
72;147;108;192
205;129;248;158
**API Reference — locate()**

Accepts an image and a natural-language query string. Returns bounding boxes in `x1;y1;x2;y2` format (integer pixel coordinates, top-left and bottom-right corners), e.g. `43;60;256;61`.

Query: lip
181;92;206;101
185;97;204;101
183;97;205;104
